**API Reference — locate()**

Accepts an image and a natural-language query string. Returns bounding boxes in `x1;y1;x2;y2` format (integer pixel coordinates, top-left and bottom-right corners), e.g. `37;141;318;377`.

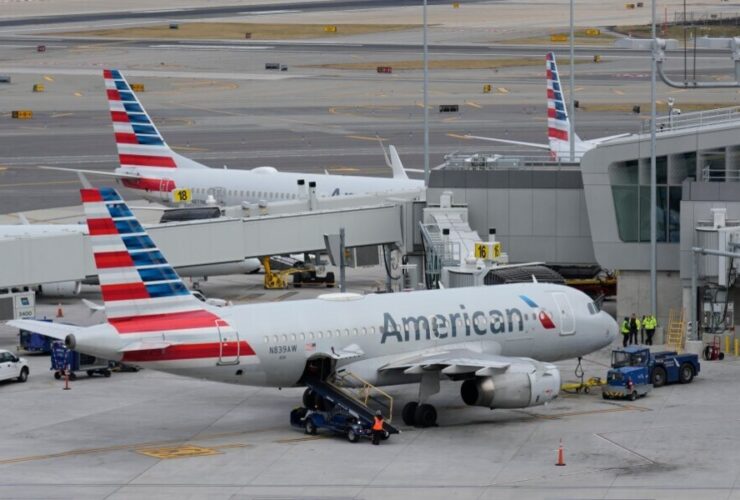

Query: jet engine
38;281;82;297
460;362;560;409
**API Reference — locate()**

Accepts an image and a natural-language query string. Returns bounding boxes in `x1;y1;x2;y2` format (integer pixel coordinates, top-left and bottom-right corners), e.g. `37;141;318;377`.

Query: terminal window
610;156;683;243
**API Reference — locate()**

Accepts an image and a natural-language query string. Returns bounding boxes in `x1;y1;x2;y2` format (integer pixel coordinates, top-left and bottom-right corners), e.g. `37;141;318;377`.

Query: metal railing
418;222;462;288
331;371;394;422
442;152;580;170
702;166;740;182
642;106;740;134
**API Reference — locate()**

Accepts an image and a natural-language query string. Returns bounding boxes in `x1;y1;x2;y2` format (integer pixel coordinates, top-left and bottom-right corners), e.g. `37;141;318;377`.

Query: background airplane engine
38;281;82;297
460;364;560;409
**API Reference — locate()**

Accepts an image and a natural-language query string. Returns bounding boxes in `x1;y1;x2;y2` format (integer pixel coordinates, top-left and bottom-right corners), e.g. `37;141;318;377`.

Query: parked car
0;349;29;383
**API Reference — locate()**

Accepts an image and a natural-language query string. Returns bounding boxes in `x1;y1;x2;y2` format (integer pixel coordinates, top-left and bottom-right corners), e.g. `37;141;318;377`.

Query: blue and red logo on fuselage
519;295;556;329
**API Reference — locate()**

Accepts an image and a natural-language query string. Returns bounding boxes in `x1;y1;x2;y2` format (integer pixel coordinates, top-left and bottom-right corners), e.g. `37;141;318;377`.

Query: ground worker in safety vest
621;317;630;347
629;313;640;345
372;410;385;445
644;314;657;346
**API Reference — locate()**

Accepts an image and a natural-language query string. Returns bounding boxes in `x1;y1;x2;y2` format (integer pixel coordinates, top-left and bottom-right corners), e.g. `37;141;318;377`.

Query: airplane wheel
402;402;418;426
414;404;437;428
302;388;316;408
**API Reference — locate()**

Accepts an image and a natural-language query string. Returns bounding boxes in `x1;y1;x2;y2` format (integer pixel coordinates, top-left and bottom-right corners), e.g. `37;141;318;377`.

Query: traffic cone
56;303;64;318
555;439;566;466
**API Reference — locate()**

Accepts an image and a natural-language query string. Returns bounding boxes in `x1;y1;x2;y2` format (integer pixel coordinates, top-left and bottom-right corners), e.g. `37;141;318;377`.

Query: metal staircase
303;373;400;434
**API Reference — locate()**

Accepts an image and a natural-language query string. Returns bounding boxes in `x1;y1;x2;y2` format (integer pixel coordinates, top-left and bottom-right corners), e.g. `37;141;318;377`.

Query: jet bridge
0;193;416;289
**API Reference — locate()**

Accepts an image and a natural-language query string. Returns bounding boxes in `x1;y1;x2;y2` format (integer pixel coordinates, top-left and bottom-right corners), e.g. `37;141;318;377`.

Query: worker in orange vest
372;410;385;445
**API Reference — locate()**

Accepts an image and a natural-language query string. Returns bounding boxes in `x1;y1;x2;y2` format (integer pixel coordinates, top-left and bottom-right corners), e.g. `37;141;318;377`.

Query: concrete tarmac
0;274;738;500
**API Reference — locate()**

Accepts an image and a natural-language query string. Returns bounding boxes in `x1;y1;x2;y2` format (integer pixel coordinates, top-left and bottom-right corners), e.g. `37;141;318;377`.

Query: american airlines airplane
48;69;423;205
9;188;618;427
465;52;629;161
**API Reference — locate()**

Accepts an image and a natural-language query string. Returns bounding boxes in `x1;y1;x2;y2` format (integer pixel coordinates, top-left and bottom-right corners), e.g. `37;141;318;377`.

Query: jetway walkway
0;199;410;288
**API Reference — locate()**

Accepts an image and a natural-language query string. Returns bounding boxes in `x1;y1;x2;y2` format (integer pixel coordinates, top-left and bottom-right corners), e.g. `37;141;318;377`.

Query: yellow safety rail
666;309;686;352
331;371;394;422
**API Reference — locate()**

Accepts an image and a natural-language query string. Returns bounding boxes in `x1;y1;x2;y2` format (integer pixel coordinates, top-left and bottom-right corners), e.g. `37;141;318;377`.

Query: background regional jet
48;69;423;205
464;52;629;161
9;188;618;428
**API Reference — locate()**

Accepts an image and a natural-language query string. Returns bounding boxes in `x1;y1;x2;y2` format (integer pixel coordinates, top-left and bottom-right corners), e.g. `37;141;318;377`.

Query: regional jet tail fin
80;187;212;322
379;141;409;180
103;69;208;171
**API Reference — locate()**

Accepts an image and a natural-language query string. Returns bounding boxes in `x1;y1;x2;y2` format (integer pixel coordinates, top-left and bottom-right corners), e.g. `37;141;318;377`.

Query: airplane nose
602;312;618;343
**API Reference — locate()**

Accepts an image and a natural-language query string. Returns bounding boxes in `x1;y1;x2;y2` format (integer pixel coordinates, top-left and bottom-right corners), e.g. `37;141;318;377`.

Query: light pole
569;0;575;162
423;0;430;186
650;0;658;318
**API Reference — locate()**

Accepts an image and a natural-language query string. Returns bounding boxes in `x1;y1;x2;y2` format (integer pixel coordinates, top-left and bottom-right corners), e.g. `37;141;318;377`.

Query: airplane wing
585;133;631;146
378;343;523;377
464;135;551;150
6;319;80;341
39;166;140;179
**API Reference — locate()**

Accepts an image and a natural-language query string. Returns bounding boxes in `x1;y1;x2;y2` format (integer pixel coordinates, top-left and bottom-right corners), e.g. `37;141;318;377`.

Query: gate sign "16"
474;242;501;260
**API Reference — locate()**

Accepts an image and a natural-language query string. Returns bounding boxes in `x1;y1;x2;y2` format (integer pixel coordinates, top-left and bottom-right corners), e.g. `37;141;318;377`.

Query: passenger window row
192;187;298;200
264;326;378;344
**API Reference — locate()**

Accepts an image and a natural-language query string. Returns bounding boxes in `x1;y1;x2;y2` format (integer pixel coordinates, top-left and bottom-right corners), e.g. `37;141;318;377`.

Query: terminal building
428;106;740;339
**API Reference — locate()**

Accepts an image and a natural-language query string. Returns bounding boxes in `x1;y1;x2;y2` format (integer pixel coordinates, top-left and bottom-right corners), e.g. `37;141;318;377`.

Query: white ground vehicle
0;349;29;383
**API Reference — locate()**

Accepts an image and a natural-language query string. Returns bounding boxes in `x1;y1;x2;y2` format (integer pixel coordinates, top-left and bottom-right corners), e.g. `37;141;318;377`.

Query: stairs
666;309;686;352
304;373;400;434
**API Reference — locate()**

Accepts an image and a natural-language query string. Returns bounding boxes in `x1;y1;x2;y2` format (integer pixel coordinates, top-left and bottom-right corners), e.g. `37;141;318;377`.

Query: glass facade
610;156;687;243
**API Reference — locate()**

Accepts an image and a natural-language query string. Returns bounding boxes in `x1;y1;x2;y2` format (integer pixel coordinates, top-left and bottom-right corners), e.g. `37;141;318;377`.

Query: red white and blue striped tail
103;69;207;171
545;52;587;160
546;52;571;149
81;187;207;321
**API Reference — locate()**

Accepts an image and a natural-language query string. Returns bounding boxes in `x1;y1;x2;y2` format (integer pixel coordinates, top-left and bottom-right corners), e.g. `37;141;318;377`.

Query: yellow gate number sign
474;242;501;260
172;188;192;203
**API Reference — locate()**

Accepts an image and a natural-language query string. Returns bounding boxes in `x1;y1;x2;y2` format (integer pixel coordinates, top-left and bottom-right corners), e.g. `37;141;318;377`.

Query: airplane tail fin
545;53;583;158
103;69;208;171
80;187;208;322
388;145;408;180
380;140;409;180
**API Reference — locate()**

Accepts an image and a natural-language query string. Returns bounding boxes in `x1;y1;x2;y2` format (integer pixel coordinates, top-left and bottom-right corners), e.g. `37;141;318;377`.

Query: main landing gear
401;402;438;428
401;371;440;428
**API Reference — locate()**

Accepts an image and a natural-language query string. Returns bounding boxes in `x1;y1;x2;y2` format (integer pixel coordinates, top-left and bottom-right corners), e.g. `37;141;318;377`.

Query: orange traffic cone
56;303;64;318
555;439;566;466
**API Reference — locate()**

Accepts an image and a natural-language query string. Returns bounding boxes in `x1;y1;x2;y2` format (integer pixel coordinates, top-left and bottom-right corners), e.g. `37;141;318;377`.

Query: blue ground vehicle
17;319;53;353
290;406;378;443
50;341;112;379
603;346;700;400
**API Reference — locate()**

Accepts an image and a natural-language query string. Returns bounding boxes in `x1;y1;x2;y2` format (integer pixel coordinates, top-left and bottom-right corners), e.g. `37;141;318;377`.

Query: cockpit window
587;301;600;315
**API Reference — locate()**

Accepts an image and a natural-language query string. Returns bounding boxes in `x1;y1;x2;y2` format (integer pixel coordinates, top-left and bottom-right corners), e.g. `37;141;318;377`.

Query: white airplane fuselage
118;166;424;204
73;283;617;389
